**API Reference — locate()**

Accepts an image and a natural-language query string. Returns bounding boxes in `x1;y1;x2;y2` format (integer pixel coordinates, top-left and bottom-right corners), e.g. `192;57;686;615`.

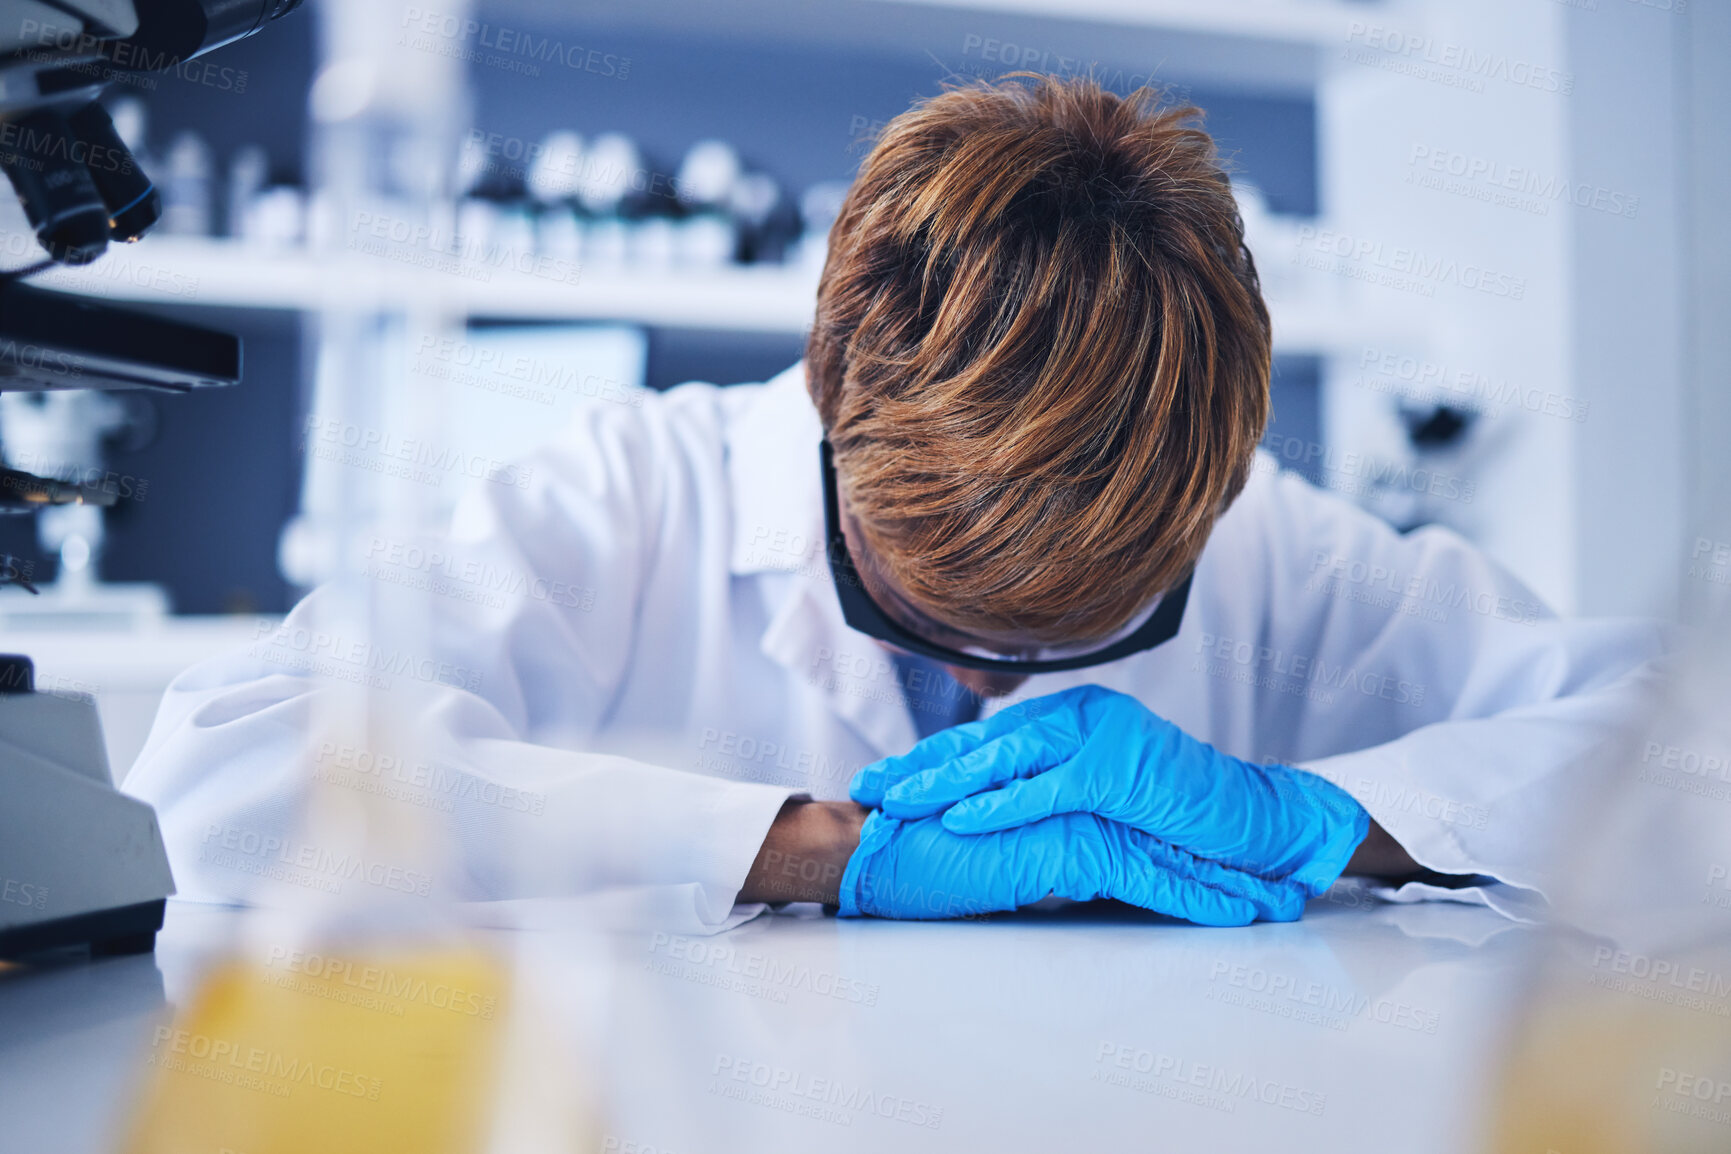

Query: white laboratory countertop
0;888;1536;1154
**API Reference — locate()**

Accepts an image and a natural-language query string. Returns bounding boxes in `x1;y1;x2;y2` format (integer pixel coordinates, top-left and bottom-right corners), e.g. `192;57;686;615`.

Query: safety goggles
820;440;1192;674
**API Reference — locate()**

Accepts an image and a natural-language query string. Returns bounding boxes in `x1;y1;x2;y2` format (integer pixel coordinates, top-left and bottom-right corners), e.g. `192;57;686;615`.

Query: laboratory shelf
35;238;824;334
35;237;1386;352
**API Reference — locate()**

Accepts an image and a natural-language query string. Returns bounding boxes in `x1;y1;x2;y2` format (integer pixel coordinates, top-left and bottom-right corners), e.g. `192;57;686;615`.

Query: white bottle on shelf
227;144;269;240
159;131;213;237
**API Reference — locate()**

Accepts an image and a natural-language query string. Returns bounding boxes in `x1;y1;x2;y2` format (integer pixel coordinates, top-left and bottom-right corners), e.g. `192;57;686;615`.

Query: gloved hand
838;809;1307;924
850;684;1369;897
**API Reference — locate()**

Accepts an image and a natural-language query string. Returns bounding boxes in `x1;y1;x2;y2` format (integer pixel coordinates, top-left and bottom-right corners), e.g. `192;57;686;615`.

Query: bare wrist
739;799;868;905
1344;818;1420;879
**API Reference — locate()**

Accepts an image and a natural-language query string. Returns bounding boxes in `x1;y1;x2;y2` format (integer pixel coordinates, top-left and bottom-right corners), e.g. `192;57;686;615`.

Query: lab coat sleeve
125;395;797;935
1241;465;1668;918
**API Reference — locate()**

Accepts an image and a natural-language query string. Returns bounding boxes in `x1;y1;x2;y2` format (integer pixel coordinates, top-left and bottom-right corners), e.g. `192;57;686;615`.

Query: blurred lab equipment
158;130;213;236
0;388;168;627
226;142;269;238
797;180;850;270
0;652;174;958
224;115;836;273
0;0;300;959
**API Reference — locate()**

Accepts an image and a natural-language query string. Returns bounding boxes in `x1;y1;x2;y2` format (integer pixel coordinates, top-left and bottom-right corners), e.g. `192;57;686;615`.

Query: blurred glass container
159;131;213;237
731;170;794;263
629;216;676;270
117;695;605;1154
494;206;536;269
575;133;639;217
1485;626;1731;1152
227;144;269;239
527;132;583;205
795;180;849;272
675;213;733;268
244;187;306;249
584;218;628;269
675;139;740;213
455;197;498;261
536;205;582;266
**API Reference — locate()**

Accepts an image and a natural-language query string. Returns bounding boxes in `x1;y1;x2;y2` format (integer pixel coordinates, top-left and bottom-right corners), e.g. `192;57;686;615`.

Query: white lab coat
125;362;1665;933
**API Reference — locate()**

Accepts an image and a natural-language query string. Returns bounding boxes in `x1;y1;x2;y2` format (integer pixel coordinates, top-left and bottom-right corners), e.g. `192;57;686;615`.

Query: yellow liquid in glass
1488;987;1731;1154
124;949;509;1154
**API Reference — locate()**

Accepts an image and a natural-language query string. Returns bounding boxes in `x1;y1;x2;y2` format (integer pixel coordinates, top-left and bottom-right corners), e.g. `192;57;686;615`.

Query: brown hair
806;74;1271;644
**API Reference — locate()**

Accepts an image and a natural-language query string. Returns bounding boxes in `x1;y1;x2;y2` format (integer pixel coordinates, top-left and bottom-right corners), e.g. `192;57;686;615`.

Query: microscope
0;0;300;958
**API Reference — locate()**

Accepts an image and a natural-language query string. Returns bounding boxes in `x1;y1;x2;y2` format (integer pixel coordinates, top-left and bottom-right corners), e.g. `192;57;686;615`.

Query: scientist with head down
127;76;1662;931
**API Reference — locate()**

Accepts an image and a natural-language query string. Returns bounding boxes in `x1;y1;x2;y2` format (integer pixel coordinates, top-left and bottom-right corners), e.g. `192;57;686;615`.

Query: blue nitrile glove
850;684;1369;897
838;809;1307;924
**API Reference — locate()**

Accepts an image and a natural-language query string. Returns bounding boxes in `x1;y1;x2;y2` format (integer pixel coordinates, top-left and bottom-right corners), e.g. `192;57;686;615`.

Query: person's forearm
739;799;868;905
1343;818;1421;879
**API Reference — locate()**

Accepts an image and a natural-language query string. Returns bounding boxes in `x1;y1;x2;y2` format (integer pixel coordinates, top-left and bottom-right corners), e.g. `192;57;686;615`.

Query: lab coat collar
758;574;920;757
724;361;919;758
